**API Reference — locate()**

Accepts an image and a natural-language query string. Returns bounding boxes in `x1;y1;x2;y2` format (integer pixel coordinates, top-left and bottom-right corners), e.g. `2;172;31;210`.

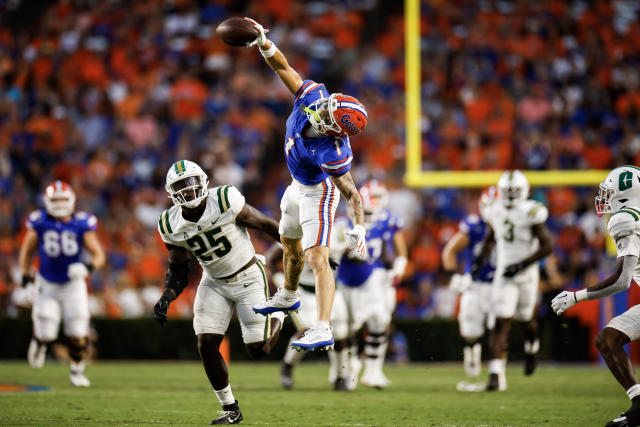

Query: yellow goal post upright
403;0;608;188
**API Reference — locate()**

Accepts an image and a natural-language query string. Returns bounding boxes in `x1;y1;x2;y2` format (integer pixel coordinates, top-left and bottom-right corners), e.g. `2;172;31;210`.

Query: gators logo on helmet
305;93;368;138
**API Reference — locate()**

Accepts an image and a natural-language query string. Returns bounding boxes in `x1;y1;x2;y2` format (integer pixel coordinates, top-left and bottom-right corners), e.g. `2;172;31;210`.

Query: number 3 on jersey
504;219;515;242
186;226;232;262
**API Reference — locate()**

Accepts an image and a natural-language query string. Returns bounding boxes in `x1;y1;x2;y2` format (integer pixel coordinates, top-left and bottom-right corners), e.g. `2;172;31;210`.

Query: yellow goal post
403;0;608;188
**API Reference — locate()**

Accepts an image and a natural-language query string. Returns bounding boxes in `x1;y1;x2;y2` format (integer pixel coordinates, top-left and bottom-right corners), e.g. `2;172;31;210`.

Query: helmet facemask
44;182;76;218
304;96;342;136
44;195;76;218
594;183;615;217
168;174;208;209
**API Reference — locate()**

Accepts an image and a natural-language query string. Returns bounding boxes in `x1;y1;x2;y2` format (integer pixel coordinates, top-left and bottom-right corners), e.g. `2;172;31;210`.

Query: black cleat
280;362;294;390
211;401;243;425
606;413;630;427
486;373;500;392
606;406;640;427
524;353;537;376
334;377;350;391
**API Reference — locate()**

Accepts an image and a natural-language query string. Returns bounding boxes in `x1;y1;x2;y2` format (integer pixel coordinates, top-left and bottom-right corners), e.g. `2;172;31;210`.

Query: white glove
12;282;39;308
450;273;472;294
68;262;89;281
551;291;578;315
345;224;367;260
392;256;408;278
244;17;268;47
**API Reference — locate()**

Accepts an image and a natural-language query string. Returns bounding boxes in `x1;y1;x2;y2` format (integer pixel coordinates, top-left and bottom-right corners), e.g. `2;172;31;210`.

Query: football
216;17;259;47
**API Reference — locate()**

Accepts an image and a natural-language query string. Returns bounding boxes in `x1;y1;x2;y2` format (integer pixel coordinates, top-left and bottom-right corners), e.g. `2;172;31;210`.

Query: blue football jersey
285;80;353;185
458;214;495;283
338;210;402;287
27;210;98;283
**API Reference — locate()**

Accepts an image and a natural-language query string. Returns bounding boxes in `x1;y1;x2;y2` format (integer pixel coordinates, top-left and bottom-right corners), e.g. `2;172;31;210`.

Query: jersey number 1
186;227;232;262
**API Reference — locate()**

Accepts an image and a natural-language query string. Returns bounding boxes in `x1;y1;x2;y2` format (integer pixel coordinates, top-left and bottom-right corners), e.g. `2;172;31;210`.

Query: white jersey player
552;166;640;427
474;170;552;391
152;160;283;425
18;180;105;387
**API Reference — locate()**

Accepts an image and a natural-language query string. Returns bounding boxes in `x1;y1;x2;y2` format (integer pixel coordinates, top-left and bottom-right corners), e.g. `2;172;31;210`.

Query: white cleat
27;339;46;369
252;288;301;315
360;371;391;389
290;325;334;351
70;371;91;387
70;362;90;387
456;380;486;392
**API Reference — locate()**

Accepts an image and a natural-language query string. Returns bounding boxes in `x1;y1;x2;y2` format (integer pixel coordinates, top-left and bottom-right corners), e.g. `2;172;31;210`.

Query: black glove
470;257;482;280
329;258;340;270
22;275;34;288
503;261;528;278
153;296;170;326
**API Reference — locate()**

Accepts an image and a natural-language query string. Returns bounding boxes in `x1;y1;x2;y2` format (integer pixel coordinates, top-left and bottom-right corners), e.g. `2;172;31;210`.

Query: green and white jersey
481;199;548;269
608;206;640;282
157;185;255;279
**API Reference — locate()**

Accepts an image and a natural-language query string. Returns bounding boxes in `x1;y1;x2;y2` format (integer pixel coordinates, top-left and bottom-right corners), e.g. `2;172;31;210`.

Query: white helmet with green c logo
595;165;640;217
165;160;209;209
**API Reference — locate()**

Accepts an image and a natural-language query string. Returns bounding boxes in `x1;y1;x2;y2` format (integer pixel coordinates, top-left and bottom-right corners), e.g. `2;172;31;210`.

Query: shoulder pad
28;210;43;223
466;214;480;225
215;185;232;213
158;208;175;236
526;201;548;224
608;208;640;239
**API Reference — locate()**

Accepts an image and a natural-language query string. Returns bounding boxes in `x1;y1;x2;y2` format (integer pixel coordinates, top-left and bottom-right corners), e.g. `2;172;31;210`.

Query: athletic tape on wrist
260;42;276;58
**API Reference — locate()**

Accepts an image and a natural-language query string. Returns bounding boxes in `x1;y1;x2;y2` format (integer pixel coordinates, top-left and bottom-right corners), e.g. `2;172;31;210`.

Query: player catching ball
552;166;640;427
242;18;369;351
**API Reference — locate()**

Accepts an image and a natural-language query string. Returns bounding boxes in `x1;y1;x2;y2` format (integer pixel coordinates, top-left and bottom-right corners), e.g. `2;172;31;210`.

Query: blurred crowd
0;0;630;321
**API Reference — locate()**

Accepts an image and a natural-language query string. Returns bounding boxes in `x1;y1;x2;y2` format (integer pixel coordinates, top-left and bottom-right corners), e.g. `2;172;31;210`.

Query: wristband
260;42;277;58
22;275;34;288
84;262;95;273
575;289;588;302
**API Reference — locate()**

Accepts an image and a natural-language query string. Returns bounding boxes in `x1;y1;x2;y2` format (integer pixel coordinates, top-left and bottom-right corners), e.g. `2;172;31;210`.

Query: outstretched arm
236;203;281;242
245;19;303;96
552;255;637;315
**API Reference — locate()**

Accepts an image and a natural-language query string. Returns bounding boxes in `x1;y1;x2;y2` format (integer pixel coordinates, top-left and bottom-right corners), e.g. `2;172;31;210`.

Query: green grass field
0;360;630;426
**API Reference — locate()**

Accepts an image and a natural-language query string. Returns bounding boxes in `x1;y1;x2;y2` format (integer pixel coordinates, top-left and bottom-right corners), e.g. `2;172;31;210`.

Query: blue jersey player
336;180;407;389
18;180;105;387
246;18;369;351
442;188;497;391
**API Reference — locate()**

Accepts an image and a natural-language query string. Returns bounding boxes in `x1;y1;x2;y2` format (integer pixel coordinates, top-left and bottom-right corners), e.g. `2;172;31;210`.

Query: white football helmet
497;170;529;208
44;180;76;218
165;160;209;209
360;180;388;224
595;165;640;217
